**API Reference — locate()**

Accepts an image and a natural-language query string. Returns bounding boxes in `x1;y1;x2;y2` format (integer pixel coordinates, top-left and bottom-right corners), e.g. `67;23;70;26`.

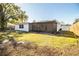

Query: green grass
9;32;78;48
0;32;79;56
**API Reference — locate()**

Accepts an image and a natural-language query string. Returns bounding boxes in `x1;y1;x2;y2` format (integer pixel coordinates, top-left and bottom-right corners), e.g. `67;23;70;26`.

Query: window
19;24;24;28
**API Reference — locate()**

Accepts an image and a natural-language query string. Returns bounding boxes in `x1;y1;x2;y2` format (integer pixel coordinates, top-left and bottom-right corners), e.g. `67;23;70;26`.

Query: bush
0;41;63;56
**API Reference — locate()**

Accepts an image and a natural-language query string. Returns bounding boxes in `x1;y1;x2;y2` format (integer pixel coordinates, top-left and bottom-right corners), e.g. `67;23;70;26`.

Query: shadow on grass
31;31;79;39
54;31;79;38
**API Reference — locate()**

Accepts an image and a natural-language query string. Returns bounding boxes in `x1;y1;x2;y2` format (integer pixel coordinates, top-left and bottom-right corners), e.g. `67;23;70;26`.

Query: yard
9;32;78;48
0;31;79;56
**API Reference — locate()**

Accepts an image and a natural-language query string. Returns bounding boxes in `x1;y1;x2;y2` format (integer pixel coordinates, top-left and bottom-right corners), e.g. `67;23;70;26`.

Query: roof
29;20;59;24
61;24;71;26
15;20;60;25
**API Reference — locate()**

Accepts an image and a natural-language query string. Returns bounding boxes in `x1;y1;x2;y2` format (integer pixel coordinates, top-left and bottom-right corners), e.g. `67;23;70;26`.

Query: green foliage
0;3;28;31
0;31;14;43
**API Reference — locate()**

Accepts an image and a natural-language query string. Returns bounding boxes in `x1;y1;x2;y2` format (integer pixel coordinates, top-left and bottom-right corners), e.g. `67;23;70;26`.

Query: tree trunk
0;13;7;32
0;19;7;31
0;5;7;32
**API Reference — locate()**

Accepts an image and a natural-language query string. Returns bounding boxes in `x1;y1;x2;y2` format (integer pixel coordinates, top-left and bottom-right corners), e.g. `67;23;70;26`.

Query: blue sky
16;3;79;24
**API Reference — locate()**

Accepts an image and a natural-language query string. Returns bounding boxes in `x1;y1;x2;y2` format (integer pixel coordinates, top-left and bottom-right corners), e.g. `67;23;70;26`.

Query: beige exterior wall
29;21;57;33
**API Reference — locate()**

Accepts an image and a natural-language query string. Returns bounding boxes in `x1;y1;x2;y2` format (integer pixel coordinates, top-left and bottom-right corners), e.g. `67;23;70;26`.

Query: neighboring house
60;24;71;31
15;20;70;33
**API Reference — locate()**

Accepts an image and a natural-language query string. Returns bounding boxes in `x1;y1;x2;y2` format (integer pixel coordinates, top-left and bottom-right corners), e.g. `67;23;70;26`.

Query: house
60;24;71;31
29;20;60;33
15;20;70;33
15;23;29;32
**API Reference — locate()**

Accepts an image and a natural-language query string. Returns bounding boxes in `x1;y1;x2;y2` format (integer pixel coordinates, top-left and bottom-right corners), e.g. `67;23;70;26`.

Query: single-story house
15;20;71;33
60;24;71;31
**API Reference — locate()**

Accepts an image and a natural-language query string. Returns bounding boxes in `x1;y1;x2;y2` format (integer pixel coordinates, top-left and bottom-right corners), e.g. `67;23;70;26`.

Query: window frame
19;24;24;29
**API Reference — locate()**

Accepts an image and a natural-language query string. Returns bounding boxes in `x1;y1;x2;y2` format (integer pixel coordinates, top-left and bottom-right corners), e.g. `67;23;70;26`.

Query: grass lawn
9;32;78;48
0;32;79;56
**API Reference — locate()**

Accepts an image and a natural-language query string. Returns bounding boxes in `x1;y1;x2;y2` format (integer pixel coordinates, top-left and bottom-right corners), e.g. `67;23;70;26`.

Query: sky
16;3;79;24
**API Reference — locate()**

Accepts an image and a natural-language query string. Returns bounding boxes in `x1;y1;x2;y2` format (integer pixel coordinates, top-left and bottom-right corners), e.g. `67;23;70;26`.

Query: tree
73;18;79;24
0;3;28;31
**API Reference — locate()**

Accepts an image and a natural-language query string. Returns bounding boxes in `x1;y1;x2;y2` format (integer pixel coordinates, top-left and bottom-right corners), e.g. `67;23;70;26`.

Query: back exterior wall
29;21;57;33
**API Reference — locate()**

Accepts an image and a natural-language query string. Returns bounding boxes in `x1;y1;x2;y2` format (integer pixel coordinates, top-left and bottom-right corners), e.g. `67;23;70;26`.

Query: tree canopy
0;3;28;31
73;18;79;24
